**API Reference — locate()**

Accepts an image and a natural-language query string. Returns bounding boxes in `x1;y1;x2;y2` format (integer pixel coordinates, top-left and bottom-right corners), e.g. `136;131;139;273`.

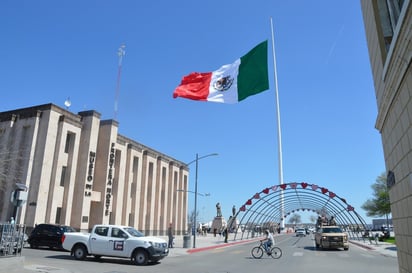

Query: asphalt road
12;234;399;273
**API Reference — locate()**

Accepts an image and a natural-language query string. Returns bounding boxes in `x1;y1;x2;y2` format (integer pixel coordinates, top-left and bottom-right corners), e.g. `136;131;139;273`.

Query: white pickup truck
62;224;168;265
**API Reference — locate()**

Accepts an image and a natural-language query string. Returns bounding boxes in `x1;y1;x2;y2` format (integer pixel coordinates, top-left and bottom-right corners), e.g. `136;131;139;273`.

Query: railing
0;224;26;257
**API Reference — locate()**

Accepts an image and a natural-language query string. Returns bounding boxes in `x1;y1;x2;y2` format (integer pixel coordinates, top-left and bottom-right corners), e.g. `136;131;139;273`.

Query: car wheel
73;244;87;260
133;249;148;265
344;247;349;251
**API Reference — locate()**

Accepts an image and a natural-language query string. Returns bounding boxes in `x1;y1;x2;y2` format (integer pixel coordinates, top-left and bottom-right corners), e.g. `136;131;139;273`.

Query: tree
288;213;301;225
0;146;28;221
361;172;391;227
309;215;317;224
187;209;199;232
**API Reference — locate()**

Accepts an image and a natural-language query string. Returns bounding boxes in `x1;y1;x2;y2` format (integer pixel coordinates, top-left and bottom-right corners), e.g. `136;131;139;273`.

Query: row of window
94;226;127;238
377;0;405;51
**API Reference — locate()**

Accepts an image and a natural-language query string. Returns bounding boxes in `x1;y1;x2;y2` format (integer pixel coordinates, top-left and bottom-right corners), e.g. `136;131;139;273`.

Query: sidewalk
160;233;256;257
349;238;397;258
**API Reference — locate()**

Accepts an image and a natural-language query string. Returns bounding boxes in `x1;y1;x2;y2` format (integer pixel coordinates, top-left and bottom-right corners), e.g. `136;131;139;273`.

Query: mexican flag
173;40;269;104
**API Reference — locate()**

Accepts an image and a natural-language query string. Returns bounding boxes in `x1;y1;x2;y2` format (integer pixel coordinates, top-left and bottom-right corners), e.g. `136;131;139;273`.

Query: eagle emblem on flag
213;76;233;91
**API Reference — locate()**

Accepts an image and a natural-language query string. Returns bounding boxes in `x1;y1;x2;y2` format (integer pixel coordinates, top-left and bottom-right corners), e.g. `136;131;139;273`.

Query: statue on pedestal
216;202;222;217
212;203;226;233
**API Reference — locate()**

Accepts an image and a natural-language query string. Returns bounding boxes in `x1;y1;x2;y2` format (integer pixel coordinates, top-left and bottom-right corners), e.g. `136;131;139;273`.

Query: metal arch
231;182;368;240
244;189;350;226
279;192;356;226
237;192;345;237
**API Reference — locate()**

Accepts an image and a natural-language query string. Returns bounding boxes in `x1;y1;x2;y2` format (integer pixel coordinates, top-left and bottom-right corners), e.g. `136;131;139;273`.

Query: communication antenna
114;44;126;120
64;97;71;110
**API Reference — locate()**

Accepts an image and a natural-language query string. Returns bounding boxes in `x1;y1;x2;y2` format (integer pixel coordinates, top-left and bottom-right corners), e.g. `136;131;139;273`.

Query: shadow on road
45;254;161;266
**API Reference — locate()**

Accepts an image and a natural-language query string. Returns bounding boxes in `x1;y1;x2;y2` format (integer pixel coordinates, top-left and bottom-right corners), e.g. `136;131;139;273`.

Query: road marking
293;252;304;256
25;264;70;273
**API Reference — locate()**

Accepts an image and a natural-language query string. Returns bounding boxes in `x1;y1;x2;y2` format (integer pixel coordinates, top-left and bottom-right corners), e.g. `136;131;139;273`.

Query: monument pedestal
227;216;237;232
211;216;226;233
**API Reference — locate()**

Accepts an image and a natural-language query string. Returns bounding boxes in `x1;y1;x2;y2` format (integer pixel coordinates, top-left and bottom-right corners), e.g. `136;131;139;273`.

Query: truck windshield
124;227;145;237
323;228;342;233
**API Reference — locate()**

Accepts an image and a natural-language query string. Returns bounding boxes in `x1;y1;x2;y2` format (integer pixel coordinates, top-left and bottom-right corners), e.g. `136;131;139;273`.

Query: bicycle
251;241;282;259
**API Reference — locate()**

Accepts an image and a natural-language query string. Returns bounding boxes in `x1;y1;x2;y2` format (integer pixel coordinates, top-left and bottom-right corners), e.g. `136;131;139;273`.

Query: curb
187;238;257;254
349;240;377;250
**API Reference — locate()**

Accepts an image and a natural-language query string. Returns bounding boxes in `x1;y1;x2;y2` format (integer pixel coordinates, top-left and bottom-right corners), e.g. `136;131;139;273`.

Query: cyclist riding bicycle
261;229;274;254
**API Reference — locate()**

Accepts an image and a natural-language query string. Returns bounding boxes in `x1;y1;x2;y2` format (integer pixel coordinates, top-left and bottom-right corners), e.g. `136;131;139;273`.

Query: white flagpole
270;17;285;230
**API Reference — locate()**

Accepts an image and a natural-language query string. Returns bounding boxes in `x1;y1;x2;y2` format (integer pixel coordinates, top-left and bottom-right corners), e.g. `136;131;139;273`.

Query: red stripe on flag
173;72;212;101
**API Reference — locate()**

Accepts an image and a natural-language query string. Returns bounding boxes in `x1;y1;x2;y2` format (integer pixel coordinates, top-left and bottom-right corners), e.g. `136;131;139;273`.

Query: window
377;0;406;51
64;132;74;153
60;166;67;186
94;227;109;236
55;207;62;224
111;228;127;238
130;156;139;198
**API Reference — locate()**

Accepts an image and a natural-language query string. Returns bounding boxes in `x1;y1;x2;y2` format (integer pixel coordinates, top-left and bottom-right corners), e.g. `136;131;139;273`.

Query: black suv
27;224;76;249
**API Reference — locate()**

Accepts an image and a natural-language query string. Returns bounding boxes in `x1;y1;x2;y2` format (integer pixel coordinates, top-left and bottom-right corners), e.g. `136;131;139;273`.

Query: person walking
167;223;174;248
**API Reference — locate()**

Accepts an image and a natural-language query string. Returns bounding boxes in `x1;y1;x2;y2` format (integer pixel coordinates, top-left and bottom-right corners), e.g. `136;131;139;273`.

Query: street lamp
187;153;218;248
176;190;210;197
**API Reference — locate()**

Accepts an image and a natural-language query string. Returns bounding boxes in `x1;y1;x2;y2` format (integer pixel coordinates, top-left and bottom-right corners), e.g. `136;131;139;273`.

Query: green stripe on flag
237;40;269;101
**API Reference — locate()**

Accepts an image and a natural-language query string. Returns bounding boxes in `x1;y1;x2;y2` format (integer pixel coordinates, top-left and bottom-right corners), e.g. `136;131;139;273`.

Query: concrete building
0;103;189;236
360;1;412;272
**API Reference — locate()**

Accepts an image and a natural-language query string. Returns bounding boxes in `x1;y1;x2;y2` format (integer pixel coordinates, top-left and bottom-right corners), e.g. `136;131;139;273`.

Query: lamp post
176;190;210;197
188;153;218;248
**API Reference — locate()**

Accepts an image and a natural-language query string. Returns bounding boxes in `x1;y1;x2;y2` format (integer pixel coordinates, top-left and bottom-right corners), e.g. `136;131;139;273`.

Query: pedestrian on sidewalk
168;223;174;248
224;227;229;243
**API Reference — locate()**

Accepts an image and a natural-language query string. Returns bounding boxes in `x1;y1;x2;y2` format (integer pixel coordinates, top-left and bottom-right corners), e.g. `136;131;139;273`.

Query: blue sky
1;1;385;224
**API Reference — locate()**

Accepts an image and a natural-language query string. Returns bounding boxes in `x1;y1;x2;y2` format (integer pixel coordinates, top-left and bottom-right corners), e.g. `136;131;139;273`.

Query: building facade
0;103;189;236
360;1;411;272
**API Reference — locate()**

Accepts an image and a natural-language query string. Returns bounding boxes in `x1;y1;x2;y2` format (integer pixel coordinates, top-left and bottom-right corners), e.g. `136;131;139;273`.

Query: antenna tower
114;44;126;120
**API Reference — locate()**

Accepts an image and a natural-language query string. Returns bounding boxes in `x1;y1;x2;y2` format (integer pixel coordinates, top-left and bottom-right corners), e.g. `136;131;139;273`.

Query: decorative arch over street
230;182;368;240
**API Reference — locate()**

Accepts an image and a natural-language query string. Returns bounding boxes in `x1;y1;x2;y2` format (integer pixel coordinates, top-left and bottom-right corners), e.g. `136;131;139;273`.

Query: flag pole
270;17;285;231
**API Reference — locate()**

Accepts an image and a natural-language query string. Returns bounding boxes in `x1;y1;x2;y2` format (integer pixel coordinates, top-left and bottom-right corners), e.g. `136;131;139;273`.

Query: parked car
27;224;77;249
